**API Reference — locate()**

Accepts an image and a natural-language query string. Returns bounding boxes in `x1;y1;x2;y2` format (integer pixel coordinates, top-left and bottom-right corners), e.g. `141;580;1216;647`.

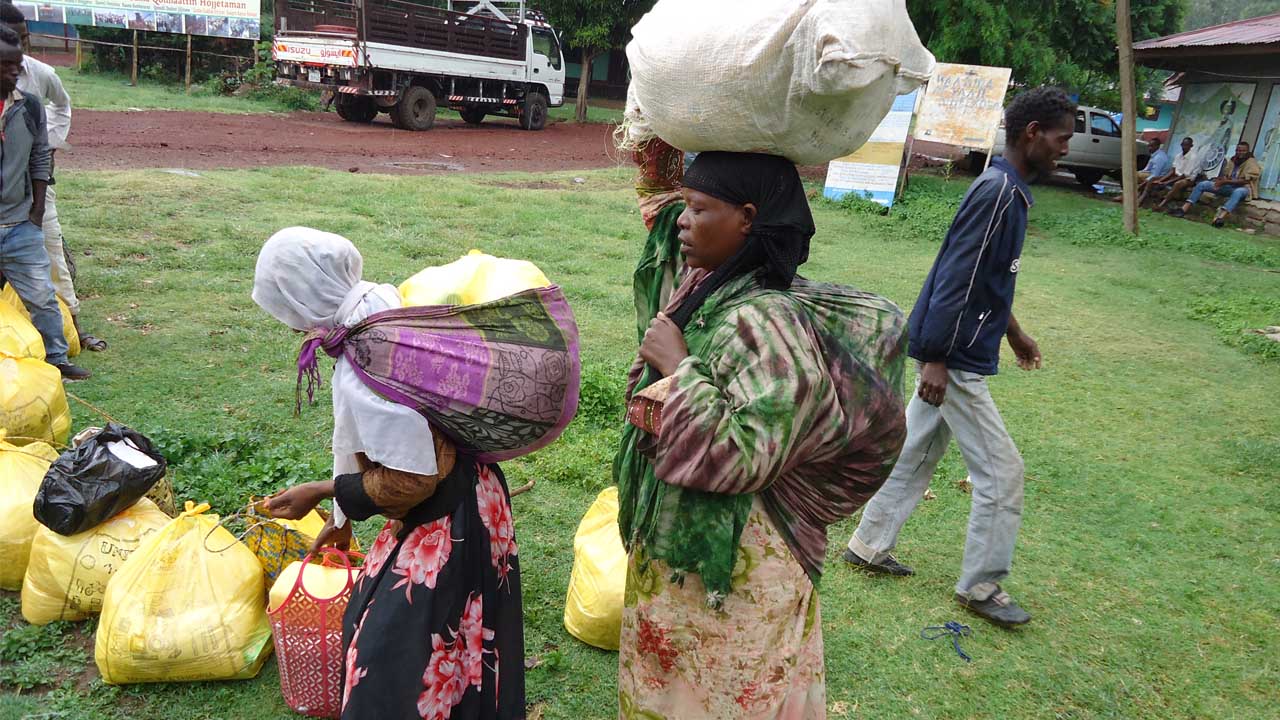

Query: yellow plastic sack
22;498;171;625
95;502;274;684
0;299;44;360
268;556;360;613
0;354;71;447
0;284;79;358
399;249;551;307
0;432;60;590
564;487;626;651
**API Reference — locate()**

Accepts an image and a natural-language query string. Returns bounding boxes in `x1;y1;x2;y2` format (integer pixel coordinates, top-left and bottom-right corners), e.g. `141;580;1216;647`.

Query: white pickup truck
272;0;566;131
972;105;1150;186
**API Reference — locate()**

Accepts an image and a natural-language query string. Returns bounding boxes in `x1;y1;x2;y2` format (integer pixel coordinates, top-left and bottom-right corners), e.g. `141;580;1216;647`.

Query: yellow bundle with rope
0;353;71;447
95;502;273;684
22;498;171;625
0;432;60;590
0;284;79;357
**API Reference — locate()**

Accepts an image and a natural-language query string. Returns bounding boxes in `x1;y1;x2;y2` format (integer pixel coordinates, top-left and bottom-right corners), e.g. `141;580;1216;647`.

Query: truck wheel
520;92;548;131
336;95;377;123
1073;168;1105;187
460;107;486;125
392;86;436;131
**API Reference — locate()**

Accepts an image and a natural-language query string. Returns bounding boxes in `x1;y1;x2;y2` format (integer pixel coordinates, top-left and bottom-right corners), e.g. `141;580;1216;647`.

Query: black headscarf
669;152;815;329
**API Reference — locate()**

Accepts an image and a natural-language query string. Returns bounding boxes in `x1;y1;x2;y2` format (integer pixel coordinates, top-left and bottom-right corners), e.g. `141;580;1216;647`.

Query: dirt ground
59;108;628;175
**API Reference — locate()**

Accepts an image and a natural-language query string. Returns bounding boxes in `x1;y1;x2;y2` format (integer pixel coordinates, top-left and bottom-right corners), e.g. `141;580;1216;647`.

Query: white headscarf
252;228;438;525
252;227;367;331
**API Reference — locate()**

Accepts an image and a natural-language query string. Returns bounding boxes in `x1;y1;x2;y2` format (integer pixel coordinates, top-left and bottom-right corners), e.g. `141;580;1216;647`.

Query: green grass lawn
1;167;1277;720
54;65;624;124
53;67;307;114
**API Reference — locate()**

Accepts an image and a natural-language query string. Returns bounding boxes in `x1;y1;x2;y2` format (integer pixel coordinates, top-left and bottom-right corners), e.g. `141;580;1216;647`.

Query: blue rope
921;621;973;662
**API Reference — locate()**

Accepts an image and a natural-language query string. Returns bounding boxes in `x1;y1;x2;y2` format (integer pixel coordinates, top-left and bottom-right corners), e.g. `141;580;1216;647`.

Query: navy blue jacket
908;157;1032;375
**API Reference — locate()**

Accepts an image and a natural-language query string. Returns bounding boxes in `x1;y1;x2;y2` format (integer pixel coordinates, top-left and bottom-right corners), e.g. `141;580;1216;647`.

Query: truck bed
277;0;528;62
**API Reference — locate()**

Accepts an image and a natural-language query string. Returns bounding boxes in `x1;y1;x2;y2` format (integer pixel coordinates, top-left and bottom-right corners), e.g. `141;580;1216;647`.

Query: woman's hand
265;480;334;520
639;312;689;377
308;514;353;554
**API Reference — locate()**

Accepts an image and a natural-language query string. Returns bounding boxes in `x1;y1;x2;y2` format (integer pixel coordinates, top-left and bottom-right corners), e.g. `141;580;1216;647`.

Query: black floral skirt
340;461;525;719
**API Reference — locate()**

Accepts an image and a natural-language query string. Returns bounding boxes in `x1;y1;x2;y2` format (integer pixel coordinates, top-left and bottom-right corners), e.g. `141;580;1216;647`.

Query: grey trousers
43;186;79;316
849;367;1025;601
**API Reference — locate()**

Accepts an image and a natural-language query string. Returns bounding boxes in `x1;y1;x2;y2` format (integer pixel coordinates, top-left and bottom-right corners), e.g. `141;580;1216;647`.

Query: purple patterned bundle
297;286;581;462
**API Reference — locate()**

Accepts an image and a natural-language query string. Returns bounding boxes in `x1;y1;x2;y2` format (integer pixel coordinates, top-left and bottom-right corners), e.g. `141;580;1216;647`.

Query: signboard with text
824;90;918;208
14;0;259;39
913;63;1011;150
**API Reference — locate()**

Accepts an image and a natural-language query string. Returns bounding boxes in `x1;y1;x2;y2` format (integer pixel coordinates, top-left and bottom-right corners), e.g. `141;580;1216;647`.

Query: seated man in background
1139;137;1170;184
1144;136;1199;207
1169;142;1261;228
1116;137;1169;203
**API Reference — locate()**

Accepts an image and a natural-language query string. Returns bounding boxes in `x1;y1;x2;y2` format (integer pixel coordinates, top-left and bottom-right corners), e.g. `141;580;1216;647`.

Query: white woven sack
624;0;935;165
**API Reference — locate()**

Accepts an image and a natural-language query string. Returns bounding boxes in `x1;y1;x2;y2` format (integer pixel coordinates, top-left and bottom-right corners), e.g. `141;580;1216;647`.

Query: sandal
79;335;108;352
1211;217;1226;228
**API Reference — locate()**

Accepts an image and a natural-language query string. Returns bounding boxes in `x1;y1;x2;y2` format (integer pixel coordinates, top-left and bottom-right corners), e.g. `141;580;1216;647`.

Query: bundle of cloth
623;0;935;165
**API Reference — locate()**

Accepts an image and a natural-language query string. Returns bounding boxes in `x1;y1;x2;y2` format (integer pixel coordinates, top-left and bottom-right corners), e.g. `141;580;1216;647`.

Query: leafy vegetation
905;0;1184;108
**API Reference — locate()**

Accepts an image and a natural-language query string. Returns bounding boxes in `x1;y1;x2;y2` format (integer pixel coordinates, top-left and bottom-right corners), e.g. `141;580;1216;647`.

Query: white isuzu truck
273;0;566;131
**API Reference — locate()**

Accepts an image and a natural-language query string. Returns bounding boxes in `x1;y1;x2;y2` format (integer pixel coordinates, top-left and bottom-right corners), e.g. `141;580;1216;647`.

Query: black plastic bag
34;424;168;536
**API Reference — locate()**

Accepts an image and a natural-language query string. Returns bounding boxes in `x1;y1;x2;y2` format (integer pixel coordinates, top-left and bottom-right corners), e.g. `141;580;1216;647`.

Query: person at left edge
0;23;88;379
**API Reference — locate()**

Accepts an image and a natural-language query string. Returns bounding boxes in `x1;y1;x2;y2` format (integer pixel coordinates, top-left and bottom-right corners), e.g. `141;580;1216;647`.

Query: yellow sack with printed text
95;502;273;684
0;354;71;447
564;487;626;651
0;433;60;590
0;300;44;359
1;284;79;358
22;498;171;625
399;250;551;307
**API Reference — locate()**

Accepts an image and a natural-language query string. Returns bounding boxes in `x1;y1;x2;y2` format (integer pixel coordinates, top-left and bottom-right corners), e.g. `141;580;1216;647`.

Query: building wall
564;48;628;101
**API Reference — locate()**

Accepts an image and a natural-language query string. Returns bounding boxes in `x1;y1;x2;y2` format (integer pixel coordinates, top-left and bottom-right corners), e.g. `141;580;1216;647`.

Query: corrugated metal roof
1134;12;1280;51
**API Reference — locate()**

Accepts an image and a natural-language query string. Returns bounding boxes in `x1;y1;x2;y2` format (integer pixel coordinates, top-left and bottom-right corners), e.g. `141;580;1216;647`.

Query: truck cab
273;0;566;131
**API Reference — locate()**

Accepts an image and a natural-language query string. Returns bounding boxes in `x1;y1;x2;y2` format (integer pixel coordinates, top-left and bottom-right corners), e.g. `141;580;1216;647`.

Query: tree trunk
1117;0;1139;235
575;49;596;124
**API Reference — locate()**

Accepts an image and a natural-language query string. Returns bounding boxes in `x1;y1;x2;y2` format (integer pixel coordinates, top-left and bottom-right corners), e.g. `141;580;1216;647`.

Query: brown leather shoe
56;363;91;381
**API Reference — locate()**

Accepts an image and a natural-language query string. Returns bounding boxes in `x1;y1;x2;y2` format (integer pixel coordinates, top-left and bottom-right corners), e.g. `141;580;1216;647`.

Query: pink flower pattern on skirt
360;520;402;590
391;516;453;603
475;466;517;585
417;593;493;720
342;607;371;712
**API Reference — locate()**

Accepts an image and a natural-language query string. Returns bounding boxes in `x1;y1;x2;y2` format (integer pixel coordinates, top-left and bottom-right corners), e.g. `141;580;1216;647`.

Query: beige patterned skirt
618;498;825;720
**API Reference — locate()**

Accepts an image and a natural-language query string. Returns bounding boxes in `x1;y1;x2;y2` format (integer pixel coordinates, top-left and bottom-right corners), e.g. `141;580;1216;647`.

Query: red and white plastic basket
268;548;363;719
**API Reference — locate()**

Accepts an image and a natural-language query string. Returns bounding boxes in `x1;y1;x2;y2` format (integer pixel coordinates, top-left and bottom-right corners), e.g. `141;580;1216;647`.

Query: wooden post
74;37;82;71
130;30;138;87
1117;0;1139;234
185;34;192;92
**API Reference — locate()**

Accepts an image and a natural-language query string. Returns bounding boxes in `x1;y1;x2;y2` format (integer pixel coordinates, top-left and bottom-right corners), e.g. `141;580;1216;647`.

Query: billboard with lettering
824;90;918;208
913;63;1012;150
15;1;259;39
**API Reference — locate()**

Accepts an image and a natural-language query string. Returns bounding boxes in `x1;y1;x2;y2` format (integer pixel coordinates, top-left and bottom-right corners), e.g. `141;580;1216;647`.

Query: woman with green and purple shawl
615;142;909;719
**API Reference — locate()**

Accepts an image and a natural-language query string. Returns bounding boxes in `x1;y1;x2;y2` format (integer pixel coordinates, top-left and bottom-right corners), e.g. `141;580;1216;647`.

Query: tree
1184;0;1280;30
1118;0;1139;234
905;0;1185;108
539;0;654;122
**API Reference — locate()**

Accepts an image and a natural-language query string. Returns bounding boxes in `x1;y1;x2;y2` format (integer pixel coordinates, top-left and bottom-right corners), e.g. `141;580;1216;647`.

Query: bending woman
253;227;524;720
616;143;908;719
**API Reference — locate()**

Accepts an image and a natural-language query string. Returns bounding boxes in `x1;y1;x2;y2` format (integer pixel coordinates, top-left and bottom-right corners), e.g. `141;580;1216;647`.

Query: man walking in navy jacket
844;87;1077;628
